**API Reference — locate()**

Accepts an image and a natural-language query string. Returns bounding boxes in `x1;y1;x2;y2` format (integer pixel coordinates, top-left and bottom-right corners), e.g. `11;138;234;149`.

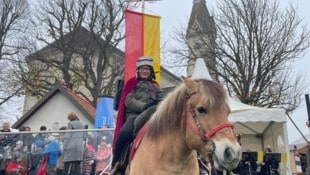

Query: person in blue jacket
42;135;61;175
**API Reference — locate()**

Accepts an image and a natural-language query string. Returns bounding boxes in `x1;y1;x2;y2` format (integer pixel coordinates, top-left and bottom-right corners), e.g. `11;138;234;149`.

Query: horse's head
182;77;241;171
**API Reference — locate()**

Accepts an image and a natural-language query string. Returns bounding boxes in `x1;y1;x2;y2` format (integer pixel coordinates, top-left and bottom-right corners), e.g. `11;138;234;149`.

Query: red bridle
186;118;234;139
185;92;234;141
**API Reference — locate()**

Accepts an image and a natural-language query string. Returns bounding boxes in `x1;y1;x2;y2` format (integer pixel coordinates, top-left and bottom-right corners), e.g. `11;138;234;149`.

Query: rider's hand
143;100;157;110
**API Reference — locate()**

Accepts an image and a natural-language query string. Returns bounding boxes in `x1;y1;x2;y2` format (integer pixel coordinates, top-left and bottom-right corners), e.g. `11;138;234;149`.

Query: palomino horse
126;77;241;175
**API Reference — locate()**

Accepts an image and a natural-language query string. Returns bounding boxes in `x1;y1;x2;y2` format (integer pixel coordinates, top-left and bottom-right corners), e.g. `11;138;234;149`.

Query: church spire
186;0;217;81
193;0;206;5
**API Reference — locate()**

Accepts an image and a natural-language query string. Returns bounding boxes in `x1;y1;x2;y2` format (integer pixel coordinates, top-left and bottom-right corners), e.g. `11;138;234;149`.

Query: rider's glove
143;100;158;110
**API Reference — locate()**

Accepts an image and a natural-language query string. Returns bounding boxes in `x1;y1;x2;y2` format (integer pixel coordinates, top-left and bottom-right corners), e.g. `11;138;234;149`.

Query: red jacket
112;77;139;148
6;160;27;175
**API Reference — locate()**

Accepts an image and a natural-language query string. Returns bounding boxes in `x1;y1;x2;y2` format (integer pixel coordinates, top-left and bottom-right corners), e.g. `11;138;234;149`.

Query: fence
0;129;113;175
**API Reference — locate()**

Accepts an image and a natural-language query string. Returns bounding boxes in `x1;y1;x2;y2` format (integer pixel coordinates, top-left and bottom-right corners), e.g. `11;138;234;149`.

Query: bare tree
22;0;130;107
0;0;29;60
213;0;310;112
0;0;30;119
171;0;310;113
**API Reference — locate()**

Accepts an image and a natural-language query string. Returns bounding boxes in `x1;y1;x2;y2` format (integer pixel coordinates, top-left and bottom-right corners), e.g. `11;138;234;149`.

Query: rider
111;56;164;174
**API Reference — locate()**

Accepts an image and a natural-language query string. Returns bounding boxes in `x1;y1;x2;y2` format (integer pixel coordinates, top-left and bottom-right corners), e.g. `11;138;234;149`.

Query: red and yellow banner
124;10;160;83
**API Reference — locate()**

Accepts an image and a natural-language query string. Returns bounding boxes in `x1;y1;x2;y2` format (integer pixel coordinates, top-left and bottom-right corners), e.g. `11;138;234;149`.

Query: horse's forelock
201;80;229;111
146;84;187;138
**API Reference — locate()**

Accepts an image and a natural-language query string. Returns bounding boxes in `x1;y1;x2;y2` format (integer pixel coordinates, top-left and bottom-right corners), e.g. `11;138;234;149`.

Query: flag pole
125;0;160;13
141;0;145;13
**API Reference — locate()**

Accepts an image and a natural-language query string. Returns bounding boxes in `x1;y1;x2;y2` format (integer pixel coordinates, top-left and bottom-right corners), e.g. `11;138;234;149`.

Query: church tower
186;0;217;80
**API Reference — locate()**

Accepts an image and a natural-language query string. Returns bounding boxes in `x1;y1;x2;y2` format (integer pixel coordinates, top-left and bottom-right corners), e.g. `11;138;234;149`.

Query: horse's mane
146;79;228;139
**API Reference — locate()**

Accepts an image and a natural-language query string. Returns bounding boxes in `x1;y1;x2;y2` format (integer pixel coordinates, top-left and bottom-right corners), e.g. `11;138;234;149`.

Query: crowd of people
0;114;113;175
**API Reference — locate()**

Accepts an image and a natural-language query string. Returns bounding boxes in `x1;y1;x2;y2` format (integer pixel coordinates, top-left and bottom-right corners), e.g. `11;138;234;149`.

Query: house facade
12;84;96;130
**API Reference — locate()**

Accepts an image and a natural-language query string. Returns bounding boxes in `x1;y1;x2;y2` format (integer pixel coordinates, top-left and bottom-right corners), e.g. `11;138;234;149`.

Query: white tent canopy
229;97;286;135
229;97;286;122
191;58;291;174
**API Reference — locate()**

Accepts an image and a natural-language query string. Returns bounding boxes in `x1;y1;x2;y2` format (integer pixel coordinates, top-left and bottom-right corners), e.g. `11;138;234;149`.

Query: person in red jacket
6;152;27;175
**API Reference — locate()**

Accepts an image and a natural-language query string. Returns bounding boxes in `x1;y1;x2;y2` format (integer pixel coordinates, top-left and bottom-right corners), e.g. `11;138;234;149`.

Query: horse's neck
129;109;200;174
152;130;195;162
133;134;199;175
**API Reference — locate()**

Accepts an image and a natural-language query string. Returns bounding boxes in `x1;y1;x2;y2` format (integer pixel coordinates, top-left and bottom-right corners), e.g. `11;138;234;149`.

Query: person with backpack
42;136;61;175
111;56;164;175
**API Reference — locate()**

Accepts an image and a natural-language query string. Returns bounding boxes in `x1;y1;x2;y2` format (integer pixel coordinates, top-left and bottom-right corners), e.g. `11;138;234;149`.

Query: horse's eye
197;107;207;114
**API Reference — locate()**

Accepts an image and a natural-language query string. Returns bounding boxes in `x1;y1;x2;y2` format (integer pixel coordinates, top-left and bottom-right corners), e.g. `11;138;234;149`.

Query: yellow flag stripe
143;14;160;83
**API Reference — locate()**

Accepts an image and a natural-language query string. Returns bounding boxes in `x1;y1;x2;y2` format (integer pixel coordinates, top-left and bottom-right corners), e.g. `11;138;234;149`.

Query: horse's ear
181;76;191;84
182;76;199;90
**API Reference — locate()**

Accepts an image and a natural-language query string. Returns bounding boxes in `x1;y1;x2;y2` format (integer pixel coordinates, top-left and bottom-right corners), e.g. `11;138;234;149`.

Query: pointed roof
191;58;212;80
26;27;180;86
186;0;216;38
27;26;124;60
12;83;96;128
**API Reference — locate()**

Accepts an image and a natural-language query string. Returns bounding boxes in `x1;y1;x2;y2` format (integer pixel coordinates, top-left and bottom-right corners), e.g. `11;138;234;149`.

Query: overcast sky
131;0;310;143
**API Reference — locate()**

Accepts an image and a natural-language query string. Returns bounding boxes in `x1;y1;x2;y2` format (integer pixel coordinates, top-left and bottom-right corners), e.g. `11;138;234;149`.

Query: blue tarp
94;96;114;128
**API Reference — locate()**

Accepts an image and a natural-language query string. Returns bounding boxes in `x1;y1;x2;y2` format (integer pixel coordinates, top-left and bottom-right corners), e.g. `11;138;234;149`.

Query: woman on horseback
111;56;164;175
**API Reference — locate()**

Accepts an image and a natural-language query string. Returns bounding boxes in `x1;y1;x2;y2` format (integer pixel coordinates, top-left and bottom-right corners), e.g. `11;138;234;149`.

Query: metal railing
0;129;113;174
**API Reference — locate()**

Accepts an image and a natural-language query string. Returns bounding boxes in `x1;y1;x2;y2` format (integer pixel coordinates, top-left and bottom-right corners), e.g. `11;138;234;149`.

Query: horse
125;76;241;175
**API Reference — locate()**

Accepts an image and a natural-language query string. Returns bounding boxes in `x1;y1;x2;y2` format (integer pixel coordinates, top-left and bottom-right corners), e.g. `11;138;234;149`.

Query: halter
185;92;234;152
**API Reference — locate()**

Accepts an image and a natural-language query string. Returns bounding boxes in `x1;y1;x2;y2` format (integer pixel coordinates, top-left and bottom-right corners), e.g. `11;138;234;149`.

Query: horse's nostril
224;147;234;162
224;147;241;166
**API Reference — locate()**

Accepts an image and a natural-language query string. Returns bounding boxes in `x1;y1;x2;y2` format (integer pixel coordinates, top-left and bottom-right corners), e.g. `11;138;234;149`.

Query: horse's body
126;77;241;175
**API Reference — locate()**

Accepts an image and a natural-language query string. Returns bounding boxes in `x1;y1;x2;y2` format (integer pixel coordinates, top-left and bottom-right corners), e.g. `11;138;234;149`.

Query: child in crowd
6;152;27;175
55;126;67;175
29;139;45;174
95;142;112;174
81;138;95;175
